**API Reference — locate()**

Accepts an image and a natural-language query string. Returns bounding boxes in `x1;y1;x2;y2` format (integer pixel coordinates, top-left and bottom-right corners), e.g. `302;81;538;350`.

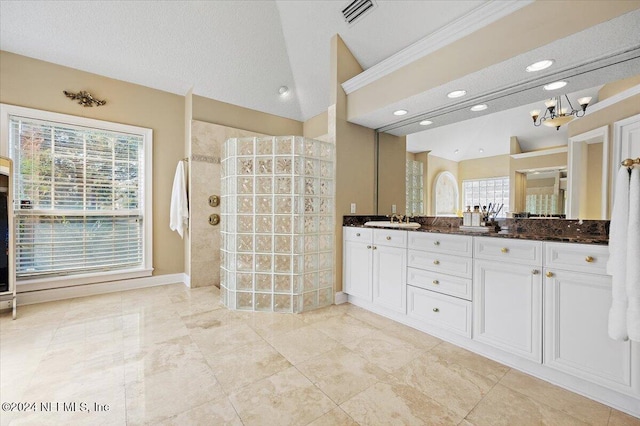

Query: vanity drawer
408;232;472;257
474;237;542;266
343;227;373;243
407;286;472;338
373;228;407;249
407;268;472;300
544;242;609;275
408;250;473;279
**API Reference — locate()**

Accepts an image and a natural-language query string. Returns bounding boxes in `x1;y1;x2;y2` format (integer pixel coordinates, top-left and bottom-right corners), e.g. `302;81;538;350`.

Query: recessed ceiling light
419;120;433;126
544;81;567;91
393;109;408;116
470;104;488;112
479;148;484;153
454;149;459;154
447;90;467;99
278;86;289;96
526;59;554;72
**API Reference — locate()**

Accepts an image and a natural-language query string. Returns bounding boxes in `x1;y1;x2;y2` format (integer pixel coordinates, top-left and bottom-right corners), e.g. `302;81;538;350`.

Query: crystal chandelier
529;95;592;130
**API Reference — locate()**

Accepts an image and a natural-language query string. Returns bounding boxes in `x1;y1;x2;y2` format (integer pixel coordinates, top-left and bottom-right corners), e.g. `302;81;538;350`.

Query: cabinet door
545;269;637;395
343;240;373;301
473;260;542;363
373;245;407;313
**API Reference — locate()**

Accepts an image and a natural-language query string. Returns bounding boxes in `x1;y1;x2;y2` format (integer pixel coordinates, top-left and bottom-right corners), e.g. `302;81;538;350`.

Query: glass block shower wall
220;136;335;313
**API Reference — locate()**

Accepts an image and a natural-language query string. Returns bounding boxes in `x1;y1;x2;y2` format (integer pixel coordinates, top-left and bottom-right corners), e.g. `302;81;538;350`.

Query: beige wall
329;35;376;293
192;95;302;137
347;1;640;121
377;133;407;215
427;154;459;216
0;51;185;276
459;155;510;182
303;111;328;139
598;75;640;101
586;142;604;219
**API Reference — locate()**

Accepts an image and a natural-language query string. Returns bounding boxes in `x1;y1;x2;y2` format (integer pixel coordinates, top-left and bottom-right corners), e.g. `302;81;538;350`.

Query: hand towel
608;165;630;340
627;166;640;341
170;161;188;238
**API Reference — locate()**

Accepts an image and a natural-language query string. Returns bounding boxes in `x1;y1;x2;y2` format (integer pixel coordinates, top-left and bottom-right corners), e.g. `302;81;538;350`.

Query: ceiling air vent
342;0;377;25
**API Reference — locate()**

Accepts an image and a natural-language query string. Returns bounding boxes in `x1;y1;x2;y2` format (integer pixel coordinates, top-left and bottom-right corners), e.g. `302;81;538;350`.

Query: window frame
0;104;153;291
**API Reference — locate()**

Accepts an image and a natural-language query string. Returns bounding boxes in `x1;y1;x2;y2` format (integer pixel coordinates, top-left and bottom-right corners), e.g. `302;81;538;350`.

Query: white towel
608;166;630;341
627;166;640;341
170;161;188;238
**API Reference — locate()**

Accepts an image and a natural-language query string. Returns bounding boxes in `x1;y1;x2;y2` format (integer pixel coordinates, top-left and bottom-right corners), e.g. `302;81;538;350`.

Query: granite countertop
342;216;610;245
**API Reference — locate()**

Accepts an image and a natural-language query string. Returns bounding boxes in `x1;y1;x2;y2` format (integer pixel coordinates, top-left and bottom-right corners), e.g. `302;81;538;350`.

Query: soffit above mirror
345;8;640;136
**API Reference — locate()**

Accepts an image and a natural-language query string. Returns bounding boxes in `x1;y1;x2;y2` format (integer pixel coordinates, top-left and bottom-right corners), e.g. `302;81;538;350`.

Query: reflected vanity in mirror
0;156;16;319
383;73;640;222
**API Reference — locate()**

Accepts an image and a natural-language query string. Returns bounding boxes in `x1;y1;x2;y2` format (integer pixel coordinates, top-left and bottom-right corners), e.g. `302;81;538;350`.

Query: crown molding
342;0;533;94
510;146;568;160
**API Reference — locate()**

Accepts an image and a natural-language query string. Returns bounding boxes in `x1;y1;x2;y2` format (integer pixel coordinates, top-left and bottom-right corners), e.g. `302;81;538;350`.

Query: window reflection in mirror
523;168;567;217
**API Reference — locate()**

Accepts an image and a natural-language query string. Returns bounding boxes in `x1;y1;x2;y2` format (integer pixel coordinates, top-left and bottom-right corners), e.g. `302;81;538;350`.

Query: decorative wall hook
63;90;106;107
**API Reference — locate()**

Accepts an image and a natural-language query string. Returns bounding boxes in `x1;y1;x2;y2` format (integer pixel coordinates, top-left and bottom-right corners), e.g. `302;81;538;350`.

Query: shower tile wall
221;136;335;313
189;121;265;288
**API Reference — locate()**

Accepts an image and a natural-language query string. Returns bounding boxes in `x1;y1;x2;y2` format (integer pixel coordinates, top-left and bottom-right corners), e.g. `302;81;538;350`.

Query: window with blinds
7;112;148;279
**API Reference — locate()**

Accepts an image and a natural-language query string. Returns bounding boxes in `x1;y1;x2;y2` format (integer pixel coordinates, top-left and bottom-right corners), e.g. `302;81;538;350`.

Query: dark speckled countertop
343;216;609;245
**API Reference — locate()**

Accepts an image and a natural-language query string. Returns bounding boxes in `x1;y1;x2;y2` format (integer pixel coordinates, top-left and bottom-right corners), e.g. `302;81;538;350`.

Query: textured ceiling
0;0;486;122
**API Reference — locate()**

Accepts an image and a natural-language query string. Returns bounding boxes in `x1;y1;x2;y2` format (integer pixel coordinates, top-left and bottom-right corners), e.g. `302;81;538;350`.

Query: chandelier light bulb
545;99;557;108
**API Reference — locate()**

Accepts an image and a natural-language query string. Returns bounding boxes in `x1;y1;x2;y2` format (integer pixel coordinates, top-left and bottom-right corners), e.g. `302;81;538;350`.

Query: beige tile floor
1;284;639;426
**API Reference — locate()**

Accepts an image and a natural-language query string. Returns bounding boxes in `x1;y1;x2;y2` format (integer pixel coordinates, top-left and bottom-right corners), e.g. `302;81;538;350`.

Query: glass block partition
220;136;335;313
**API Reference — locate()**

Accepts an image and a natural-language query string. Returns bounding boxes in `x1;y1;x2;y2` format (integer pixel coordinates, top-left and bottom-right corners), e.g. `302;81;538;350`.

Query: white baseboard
334;291;348;304
183;273;191;288
16;273;187;306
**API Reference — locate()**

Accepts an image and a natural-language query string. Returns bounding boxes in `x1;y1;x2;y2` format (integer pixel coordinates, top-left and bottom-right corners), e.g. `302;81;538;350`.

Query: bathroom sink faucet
390;214;405;223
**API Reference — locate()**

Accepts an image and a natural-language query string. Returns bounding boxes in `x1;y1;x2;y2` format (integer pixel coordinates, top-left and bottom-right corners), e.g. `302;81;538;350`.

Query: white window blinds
9;114;146;278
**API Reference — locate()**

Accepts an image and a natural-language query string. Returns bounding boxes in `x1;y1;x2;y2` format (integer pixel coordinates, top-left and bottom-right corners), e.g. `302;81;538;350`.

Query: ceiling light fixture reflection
470;104;488;112
543;81;567;91
529;94;591;130
393;109;408;116
278;86;290;96
447;90;467;98
419;120;433;126
526;59;554;72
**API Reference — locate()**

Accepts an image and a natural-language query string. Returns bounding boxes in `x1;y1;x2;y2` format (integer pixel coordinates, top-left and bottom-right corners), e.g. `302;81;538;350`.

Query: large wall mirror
376;70;640;220
0;156;16;319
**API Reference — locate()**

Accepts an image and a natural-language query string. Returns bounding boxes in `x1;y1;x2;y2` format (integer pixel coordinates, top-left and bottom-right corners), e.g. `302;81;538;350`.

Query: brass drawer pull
372;246;377;250
532;269;539;275
386;236;391;240
501;247;509;253
356;233;361;237
433;241;440;246
585;256;594;263
433;308;439;313
546;271;554;278
433;260;440;265
432;280;439;285
366;245;371;249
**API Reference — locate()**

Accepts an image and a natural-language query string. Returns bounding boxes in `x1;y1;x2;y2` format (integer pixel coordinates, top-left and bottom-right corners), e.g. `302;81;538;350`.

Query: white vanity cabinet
543;242;639;396
407;233;473;337
342;227;407;313
343;227;374;301
473;237;543;362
